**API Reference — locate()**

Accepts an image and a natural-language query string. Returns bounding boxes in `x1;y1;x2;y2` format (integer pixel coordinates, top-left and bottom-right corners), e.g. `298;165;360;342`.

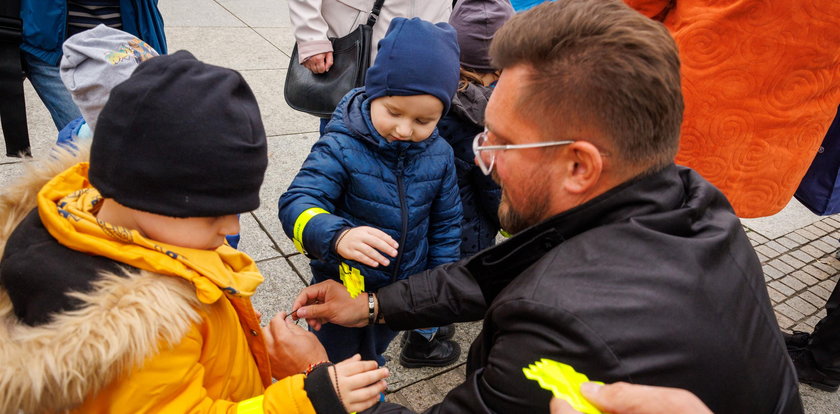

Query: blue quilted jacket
278;88;462;291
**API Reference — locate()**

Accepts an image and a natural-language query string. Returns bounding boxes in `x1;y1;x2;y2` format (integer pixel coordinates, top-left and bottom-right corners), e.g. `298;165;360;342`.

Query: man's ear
562;141;604;194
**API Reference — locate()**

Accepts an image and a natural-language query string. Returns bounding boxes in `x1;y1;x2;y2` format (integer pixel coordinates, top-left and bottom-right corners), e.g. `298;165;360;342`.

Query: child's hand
335;226;399;267
330;354;389;412
262;312;329;379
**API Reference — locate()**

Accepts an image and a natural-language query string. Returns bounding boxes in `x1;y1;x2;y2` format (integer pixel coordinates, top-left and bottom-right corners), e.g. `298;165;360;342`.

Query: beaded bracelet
304;361;331;376
334;229;351;250
331;365;343;405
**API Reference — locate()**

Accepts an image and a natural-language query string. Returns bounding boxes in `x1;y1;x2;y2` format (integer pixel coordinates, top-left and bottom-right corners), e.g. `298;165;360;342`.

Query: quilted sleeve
278;137;354;260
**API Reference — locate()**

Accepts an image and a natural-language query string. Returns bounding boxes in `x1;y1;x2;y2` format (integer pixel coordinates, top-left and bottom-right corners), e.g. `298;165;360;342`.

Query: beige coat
289;0;451;64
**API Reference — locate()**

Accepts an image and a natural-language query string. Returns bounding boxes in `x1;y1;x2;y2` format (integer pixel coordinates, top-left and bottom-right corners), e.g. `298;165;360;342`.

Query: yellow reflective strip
236;395;264;414
292;207;329;254
339;262;365;298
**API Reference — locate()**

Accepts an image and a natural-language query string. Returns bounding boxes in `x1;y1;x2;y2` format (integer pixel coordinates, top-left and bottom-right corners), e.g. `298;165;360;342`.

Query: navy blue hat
364;18;460;114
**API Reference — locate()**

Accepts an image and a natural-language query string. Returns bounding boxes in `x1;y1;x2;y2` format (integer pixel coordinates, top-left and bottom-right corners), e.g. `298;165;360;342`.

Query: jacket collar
465;164;732;302
329;88;438;162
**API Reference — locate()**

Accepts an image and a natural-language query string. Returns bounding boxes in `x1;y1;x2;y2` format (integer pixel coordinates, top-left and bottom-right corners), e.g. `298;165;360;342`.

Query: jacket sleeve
378;260;486;330
288;0;333;62
91;323;318;413
368;300;623;414
426;151;463;268
278;137;354;260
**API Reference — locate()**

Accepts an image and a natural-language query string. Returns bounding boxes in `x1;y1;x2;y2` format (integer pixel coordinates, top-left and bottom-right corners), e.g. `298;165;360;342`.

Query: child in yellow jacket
0;51;387;413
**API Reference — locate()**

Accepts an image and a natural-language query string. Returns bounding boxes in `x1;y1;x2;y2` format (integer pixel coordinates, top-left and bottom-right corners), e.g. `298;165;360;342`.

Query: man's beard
495;173;549;235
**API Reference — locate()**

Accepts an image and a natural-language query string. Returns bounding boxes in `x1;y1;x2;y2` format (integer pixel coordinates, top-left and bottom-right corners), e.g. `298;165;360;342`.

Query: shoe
789;348;840;392
782;330;811;351
400;325;455;346
399;330;461;368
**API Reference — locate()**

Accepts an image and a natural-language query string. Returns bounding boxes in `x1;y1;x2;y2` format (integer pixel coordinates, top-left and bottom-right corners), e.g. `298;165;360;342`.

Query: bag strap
366;0;387;27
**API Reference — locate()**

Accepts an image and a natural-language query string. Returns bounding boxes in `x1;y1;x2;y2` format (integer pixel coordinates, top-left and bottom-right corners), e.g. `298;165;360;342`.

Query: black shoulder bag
284;0;386;118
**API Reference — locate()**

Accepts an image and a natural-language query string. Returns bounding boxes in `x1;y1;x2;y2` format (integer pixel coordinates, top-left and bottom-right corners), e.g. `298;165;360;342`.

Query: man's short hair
490;0;683;169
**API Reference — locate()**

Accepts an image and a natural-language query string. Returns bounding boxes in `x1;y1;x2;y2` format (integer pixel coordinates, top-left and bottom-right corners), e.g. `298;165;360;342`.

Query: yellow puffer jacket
0;155;318;413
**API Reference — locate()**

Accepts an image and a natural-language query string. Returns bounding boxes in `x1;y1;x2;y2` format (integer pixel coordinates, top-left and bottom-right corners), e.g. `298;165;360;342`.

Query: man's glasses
472;128;576;175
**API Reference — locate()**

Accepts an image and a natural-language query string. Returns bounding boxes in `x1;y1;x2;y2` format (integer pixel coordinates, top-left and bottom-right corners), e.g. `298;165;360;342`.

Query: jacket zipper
391;150;408;283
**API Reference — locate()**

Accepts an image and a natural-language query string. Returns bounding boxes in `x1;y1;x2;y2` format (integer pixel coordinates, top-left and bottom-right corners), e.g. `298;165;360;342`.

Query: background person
290;1;802;413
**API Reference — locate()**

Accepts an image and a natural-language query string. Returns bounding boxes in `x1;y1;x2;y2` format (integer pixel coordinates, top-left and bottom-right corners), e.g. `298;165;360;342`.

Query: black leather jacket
374;164;802;414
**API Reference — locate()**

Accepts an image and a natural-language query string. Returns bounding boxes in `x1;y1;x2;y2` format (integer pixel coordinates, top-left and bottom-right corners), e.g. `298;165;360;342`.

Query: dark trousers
810;278;840;372
313;320;399;366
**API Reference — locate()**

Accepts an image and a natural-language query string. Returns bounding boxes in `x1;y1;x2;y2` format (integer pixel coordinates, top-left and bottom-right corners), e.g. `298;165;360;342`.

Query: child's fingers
359;246;391;267
345;380;388;412
364;227;399;250
337;358;381;376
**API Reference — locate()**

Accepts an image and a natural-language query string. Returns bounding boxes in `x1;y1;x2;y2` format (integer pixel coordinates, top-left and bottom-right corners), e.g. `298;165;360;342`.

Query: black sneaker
399;330;461;368
400;325;455;346
789;348;840;392
782;330;811;351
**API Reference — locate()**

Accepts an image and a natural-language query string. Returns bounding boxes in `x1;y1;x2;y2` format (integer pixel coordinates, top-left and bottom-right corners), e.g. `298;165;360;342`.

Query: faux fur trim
0;146;204;412
0;145;90;259
0;269;203;413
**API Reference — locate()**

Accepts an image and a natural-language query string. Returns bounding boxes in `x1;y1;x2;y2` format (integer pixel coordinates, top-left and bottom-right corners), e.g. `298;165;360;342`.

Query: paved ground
1;0;838;412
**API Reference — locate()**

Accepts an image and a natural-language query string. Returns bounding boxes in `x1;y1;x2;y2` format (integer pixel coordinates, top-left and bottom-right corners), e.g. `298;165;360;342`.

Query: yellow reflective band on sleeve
292;207;329;255
236;395;264;414
522;359;604;414
339;262;365;298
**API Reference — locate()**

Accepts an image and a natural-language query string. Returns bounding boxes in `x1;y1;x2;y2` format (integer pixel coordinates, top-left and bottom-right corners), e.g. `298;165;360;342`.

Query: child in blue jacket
278;18;463;367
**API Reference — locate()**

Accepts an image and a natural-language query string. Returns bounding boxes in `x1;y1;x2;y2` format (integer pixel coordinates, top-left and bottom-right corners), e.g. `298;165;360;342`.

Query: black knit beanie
90;50;268;217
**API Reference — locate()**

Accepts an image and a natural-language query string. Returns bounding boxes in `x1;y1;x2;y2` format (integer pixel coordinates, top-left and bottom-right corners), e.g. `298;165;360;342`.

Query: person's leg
808;279;840;373
400;326;460;368
312;322;365;363
23;53;81;130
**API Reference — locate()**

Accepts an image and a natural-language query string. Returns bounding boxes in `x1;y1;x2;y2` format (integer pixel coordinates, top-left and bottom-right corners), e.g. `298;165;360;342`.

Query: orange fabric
626;0;840;217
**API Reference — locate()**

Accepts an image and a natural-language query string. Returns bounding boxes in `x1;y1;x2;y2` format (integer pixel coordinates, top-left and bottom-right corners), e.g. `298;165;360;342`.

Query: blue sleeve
278;137;354;260
427;150;463;268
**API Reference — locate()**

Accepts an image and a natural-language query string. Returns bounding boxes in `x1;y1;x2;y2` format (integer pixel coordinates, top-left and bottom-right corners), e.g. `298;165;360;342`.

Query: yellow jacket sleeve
72;323;316;414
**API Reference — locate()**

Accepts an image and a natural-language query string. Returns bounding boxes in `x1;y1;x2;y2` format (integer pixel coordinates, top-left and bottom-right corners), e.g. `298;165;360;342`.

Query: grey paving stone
786;232;809;245
774;311;795;330
241;70;322;137
764;240;787;255
813;260;839;275
799;383;840;414
796;228;820;239
778;254;806;270
785;296;818;317
157;0;245;26
767;258;795;274
812;285;834;302
254;27;296;57
780;275;807;292
818;280;836;293
769;280;795;296
756;251;770;263
802;264;832;280
740;199;823;240
775;236;800;250
813;220;836;234
747;231;769;245
762;265;784;280
394;378;444;412
800;244;827;260
216;0;292;28
774;303;805;322
252;257;310;326
792;322;813;333
238;212;283;262
789;249;814;264
766;286;786;304
790;270;819;287
805;224;829;238
754;245;781;259
799;291;826;309
428;367;467;397
166;27;288;70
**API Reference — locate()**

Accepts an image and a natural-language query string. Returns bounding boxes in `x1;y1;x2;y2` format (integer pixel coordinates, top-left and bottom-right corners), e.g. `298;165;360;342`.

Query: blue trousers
313;321;399;366
24;53;81;130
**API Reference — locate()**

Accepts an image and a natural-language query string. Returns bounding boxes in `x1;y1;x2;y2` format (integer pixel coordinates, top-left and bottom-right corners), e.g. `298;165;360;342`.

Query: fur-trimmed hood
0;150;203;413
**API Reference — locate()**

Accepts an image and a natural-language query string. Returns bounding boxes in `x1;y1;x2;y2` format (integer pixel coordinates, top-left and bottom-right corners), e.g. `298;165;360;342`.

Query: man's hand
302;52;334;74
292;280;371;330
331;354;390;412
336;226;399;267
262;312;329;379
550;382;713;414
